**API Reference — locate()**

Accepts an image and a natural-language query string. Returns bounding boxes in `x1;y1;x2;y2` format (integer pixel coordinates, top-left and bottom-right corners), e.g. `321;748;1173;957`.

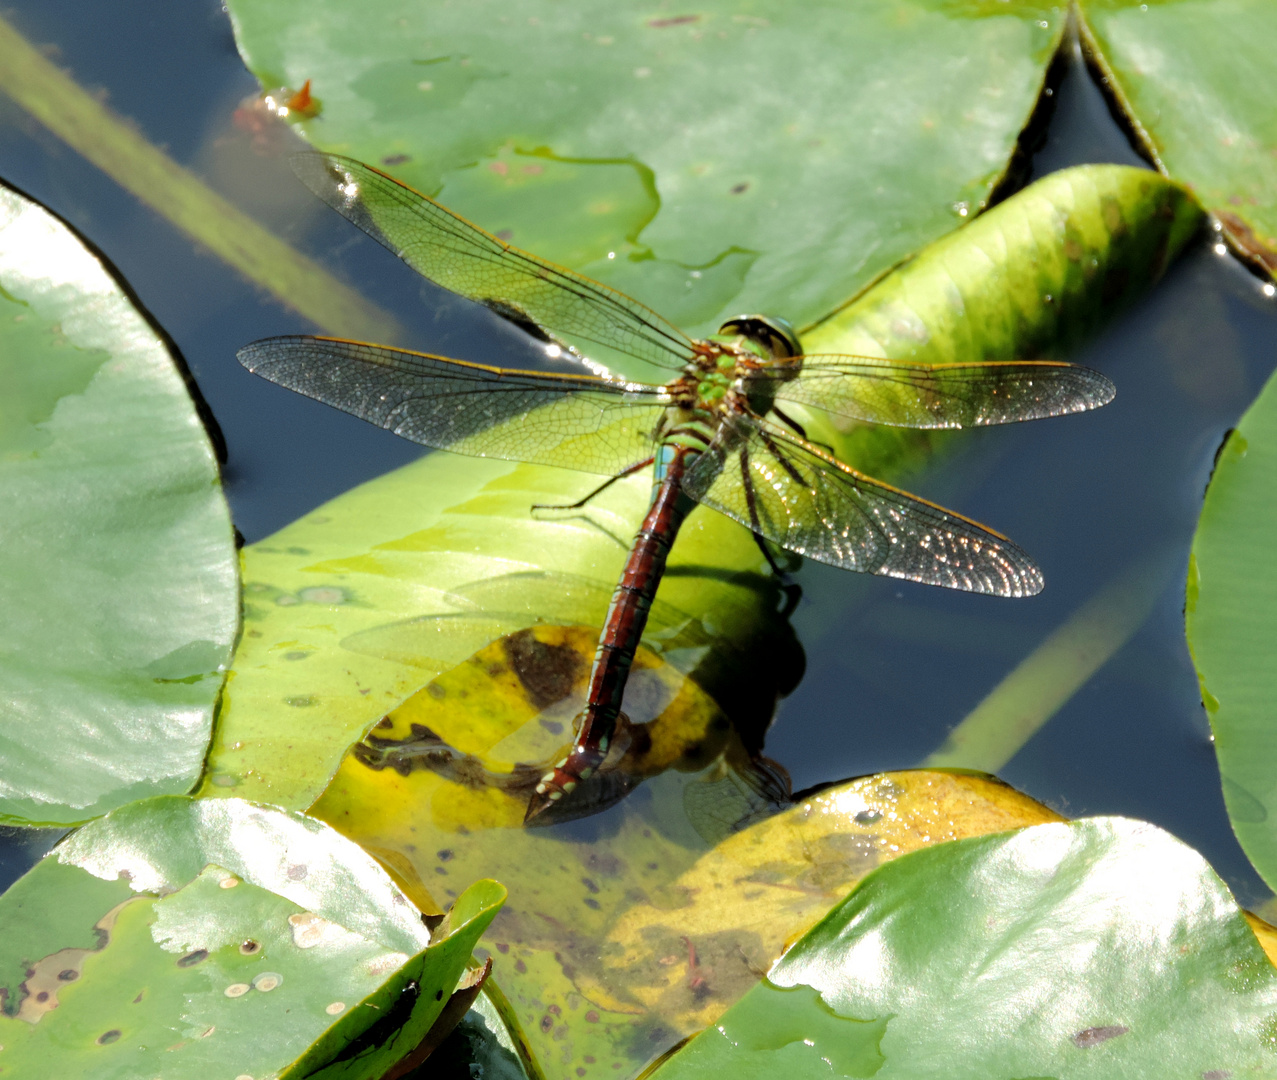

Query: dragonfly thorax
685;333;802;425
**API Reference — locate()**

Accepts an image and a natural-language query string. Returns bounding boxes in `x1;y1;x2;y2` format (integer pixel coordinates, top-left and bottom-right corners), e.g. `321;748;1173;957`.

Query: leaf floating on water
313;768;1066;1077
1188;367;1277;892
225;0;1070;346
0;183;236;826
0;796;504;1079
647;818;1277;1078
329;623;755;830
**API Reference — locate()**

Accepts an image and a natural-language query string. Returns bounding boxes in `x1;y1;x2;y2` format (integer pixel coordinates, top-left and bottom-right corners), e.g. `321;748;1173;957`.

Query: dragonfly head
717;314;803;416
717;314;802;362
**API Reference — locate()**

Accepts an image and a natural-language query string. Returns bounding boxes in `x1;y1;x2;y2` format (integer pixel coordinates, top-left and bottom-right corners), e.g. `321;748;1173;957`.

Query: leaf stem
0;14;399;342
922;551;1176;774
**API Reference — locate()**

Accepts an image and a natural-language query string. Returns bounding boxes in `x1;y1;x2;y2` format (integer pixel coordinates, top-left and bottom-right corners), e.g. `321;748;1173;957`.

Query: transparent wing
292;154;697;371
684;416;1043;597
239;336;671;477
765;356;1115;428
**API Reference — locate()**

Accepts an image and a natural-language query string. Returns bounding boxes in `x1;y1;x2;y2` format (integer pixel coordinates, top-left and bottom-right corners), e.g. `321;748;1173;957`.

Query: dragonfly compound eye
717;314;802;360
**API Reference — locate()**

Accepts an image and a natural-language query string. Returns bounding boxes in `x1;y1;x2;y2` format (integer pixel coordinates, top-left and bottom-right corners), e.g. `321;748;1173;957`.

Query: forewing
769;357;1115;428
684;417;1043;597
238;336;669;477
292;154;696;372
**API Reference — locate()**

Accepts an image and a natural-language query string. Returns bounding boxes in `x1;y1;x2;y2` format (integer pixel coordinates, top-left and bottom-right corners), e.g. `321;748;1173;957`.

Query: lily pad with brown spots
649;817;1277;1079
0;795;503;1080
311;765;1066;1080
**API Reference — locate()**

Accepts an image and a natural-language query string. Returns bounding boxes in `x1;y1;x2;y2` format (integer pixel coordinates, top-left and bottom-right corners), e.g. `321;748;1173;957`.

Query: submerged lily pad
347;623;767;832
0;795;504;1079
651;817;1277;1079
312;763;1064;1078
0;183;237;826
227;0;1067;340
1187;370;1277;893
1080;0;1277;277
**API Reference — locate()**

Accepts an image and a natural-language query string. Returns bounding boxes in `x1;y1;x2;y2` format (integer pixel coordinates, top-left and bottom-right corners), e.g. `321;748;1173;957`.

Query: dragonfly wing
768;357;1114;428
683;416;1043;597
292;154;697;372
239;336;670;477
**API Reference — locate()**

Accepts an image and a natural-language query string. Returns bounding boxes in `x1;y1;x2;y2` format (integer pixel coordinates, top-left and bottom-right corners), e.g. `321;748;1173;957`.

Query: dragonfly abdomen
525;441;700;821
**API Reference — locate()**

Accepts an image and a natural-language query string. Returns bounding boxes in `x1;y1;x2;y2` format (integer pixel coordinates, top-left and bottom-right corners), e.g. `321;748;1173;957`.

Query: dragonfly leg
771;405;835;457
747;513;803;614
770;404;808;440
740;441;802;612
531;457;655;512
740;445;789;578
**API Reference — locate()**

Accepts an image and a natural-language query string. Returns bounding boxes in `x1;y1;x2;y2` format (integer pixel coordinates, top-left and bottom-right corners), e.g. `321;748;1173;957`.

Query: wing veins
238;336;671;477
299;154;696;369
764;356;1115;428
685;414;1043;596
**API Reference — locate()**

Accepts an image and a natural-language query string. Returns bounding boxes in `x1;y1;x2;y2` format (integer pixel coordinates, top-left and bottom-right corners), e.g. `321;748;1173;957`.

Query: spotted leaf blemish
10;898;137;1022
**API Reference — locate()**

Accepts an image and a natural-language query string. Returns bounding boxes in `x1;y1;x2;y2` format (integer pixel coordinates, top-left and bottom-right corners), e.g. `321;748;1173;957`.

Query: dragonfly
239;154;1115;823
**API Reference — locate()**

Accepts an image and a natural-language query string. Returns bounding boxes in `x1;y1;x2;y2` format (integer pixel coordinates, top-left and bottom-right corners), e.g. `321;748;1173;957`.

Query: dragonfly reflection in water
239;155;1116;822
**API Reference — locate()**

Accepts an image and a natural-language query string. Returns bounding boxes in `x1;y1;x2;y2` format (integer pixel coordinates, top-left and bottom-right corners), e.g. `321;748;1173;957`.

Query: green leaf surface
314;764;1064;1079
1080;0;1277;277
226;0;1068;347
1187;368;1277;892
0;795;504;1079
651;817;1277;1080
0;184;237;827
804;165;1202;359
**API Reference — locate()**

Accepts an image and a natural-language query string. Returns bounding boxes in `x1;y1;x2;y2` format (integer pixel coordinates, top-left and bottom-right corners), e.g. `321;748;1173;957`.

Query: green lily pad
226;0;1068;340
0;795;504;1079
1187;369;1277;892
1080;0;1277;278
0;184;237;826
804;164;1202;360
650;816;1277;1079
313;762;1065;1079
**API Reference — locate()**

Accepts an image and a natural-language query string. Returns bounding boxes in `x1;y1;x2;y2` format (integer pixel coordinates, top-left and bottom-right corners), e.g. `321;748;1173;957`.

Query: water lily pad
203;453;798;811
346;623;767;830
0;795;504;1079
1080;0;1277;277
0;183;237;826
312;765;1063;1079
1187;369;1277;893
805;164;1202;360
226;0;1067;340
650;817;1277;1079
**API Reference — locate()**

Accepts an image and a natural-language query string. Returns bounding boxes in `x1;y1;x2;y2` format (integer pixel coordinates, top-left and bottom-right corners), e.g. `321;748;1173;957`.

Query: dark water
2;0;1275;933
